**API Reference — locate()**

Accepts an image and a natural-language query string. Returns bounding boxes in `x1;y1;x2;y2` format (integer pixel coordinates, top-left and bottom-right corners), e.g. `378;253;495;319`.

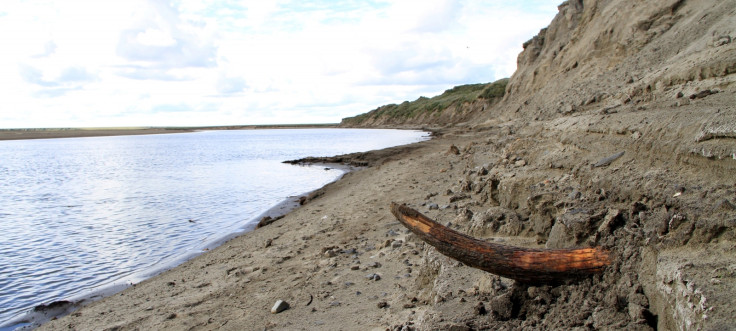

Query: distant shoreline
0;124;339;141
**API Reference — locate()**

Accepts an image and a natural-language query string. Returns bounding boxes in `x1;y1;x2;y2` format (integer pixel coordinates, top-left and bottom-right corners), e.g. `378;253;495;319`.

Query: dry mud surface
38;91;736;330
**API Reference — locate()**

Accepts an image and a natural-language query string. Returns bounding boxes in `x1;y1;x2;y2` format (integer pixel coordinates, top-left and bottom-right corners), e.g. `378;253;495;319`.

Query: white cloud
135;28;178;47
0;0;561;128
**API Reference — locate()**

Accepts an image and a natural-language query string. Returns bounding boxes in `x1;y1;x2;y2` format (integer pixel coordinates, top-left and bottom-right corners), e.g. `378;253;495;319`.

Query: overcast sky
0;0;560;128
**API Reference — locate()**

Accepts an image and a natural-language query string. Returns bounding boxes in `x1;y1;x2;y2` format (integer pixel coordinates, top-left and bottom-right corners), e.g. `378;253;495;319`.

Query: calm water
0;128;428;326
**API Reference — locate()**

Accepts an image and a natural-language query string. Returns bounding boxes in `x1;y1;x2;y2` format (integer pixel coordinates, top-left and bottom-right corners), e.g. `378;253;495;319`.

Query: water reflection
0;128;428;325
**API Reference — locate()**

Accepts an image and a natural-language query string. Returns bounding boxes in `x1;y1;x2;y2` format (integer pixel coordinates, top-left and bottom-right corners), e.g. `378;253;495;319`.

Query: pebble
366;273;381;281
714;35;732;47
689;89;717;99
271;300;290;314
490;293;512;320
448;145;460;155
377;301;389;308
367;262;382;268
593;151;624;167
428;203;439;210
474;302;487;315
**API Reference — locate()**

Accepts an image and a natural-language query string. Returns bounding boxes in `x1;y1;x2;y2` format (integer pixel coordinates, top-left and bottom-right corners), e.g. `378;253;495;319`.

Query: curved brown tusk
390;202;610;284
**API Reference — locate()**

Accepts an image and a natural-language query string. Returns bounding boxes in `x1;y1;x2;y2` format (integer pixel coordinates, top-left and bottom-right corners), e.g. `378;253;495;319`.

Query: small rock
668;213;687;230
448;145;460;155
598;209;623;235
391;240;403;248
256;216;273;228
514;159;527;167
489;293;513;320
166;313;177;320
560;104;575;114
689;89;717;100
271;300;290;314
330;301;341;307
628;303;645;320
474;302;487;315
377;301;389;308
428;203;439;210
367;262;382;268
593;151;625;167
366;273;381;281
713;35;732;47
350;265;360;270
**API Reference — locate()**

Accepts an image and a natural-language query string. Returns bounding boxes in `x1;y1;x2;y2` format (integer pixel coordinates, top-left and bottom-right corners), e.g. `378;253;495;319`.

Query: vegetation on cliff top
341;78;508;125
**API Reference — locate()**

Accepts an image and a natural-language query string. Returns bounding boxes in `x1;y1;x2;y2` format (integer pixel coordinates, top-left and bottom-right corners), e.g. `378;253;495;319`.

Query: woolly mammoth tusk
390;203;610;284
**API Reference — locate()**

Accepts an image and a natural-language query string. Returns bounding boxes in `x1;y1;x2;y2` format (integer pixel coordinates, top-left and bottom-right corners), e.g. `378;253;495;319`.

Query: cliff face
465;1;735;329
497;0;735;122
343;0;735;133
342;0;736;329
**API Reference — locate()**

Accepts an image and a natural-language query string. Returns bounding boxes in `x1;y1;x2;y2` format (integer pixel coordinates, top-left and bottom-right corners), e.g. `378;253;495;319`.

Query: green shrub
341;78;509;124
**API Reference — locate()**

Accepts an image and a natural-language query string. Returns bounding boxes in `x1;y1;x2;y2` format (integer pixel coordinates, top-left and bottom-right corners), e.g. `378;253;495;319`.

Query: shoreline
0;125;339;141
1;194;315;330
32;133;448;330
0;128;194;141
1;143;378;330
